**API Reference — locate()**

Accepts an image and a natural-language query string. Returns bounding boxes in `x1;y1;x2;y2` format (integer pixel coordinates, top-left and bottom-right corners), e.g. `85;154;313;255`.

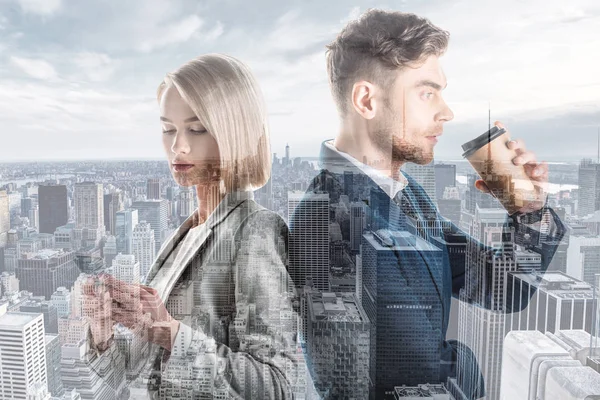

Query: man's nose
437;101;454;123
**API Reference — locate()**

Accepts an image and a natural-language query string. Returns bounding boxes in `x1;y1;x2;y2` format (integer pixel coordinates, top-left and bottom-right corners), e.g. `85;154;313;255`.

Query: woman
89;54;304;399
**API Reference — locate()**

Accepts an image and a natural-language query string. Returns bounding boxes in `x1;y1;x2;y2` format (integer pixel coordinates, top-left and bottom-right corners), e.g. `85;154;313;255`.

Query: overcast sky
0;0;599;162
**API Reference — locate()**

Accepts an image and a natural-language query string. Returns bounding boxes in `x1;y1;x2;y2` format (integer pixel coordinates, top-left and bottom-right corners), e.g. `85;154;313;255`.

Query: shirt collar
322;140;407;199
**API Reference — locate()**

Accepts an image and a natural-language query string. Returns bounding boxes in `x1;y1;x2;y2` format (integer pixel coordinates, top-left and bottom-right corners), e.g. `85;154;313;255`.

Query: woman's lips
172;164;194;172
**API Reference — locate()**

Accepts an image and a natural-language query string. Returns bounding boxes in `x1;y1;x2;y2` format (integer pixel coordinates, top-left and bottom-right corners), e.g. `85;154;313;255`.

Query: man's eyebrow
160;116;200;123
414;80;447;90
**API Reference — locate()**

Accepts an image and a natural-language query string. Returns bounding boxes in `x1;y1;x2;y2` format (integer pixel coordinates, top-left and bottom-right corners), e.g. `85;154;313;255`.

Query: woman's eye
190;128;207;135
162;129;176;135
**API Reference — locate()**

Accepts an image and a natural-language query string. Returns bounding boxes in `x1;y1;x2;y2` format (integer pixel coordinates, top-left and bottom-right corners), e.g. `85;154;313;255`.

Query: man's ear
351;80;378;120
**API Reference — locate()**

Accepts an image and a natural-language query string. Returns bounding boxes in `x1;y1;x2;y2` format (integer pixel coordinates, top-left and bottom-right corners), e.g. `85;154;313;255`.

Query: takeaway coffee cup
462;126;538;215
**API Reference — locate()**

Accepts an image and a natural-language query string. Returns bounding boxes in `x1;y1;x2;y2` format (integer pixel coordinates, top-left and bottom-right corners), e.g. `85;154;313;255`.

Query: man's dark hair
326;9;449;115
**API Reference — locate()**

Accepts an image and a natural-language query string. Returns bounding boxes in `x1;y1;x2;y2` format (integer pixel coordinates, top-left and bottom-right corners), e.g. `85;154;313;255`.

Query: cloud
137;15;205;53
72;52;117;82
10;56;58;80
17;0;62;16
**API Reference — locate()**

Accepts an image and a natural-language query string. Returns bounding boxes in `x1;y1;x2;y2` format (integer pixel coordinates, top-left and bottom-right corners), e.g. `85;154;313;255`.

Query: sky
0;0;599;162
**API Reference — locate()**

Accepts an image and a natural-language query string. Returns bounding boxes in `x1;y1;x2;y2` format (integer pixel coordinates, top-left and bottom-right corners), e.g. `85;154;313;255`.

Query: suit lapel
397;183;445;310
319;141;445;309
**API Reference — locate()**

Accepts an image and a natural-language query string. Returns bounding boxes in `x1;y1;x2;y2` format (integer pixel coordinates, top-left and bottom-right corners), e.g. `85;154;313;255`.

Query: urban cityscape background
1;141;600;399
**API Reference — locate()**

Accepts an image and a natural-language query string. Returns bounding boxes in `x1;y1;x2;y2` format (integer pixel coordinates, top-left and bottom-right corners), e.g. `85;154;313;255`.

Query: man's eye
423;92;434;99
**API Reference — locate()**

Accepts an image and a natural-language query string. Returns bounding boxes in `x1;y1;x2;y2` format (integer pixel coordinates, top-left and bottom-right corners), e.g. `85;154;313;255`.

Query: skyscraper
115;208;138;254
452;208;516;400
434;163;456;200
350;202;365;252
45;334;63;397
16;249;79;300
38;185;68;235
577;158;600;217
566;234;600;285
146;178;161;200
21;197;33;218
0;312;47;400
132;221;155;281
361;230;443;396
288;191;330;291
402;162;437;208
73;182;104;231
306;292;370;399
132;200;168;253
103;192;123;235
506;271;596;333
178;186;195;223
0;190;9;247
50;287;70;318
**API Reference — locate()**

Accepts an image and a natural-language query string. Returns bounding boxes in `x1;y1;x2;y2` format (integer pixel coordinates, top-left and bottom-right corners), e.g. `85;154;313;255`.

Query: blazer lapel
146;191;254;301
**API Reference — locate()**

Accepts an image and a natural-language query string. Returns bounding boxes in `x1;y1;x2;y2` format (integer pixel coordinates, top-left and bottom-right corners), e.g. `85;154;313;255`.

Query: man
289;9;566;400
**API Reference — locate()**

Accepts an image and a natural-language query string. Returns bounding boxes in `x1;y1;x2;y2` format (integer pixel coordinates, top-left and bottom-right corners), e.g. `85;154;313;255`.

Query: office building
307;292;370;399
0;312;47;400
362;230;443;395
132;221;155;280
288;191;330;291
38;185;68;236
16;249;79;300
115;209;138;254
131;200;168;254
434;163;456;200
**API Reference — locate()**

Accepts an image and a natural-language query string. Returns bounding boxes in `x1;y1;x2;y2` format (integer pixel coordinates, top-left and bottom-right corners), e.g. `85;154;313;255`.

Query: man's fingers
475;179;490;193
512;151;536;166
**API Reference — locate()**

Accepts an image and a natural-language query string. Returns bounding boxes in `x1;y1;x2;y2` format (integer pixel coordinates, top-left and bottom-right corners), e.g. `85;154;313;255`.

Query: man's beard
369;112;434;166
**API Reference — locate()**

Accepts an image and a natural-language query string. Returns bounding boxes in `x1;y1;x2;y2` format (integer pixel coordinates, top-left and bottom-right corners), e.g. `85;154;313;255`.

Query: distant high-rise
288;191;330;291
350;202;365;252
45;334;63;397
146;178;161;200
578;158;600;217
307;292;370;399
115;209;138;254
434;163;456;200
16;249;79;300
361;230;443;395
0;312;47;400
50;287;70;318
452;208;516;400
20;298;58;334
20;197;33;218
132;221;155;280
285;143;290;165
38;185;68;235
566;234;600;285
103;192;123;235
506;271;596;333
103;235;118;267
131;200;168;253
402;162;437;208
0;190;9;247
73;182;104;231
178;186;195;222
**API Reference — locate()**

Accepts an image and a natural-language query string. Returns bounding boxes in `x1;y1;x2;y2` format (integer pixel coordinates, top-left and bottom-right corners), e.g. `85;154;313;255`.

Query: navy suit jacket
289;142;566;399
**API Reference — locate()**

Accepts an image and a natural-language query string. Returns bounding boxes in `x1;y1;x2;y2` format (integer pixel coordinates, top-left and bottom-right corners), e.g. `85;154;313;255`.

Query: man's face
370;55;454;165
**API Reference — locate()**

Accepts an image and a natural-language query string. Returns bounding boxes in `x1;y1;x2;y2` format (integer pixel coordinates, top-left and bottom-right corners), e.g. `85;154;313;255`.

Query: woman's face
160;85;220;187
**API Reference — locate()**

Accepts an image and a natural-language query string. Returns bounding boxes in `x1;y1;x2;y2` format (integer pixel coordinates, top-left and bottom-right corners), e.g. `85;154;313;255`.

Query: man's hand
475;121;548;214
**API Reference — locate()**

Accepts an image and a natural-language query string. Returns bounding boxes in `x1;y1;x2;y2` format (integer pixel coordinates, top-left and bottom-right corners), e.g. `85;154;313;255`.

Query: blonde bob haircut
157;54;271;192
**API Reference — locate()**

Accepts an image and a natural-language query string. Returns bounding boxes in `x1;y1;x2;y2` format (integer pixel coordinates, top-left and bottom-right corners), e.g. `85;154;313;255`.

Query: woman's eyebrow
160;116;200;123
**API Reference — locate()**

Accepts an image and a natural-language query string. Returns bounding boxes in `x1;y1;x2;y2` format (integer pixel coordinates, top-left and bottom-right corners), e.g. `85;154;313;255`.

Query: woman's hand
85;274;181;351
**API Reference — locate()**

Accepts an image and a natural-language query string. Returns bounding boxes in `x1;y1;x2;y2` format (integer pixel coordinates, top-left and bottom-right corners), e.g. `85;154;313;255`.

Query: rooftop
0;311;42;329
